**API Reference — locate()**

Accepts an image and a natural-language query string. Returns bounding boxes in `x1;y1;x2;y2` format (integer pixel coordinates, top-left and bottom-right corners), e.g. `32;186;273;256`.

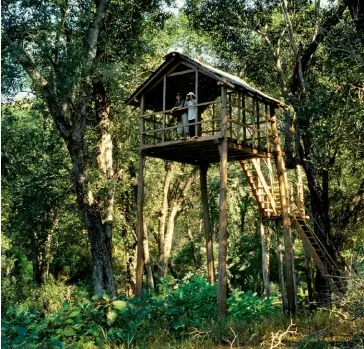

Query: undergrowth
2;275;363;348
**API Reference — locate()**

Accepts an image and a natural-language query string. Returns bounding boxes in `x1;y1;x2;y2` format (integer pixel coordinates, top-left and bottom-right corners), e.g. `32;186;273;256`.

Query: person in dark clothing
171;93;188;138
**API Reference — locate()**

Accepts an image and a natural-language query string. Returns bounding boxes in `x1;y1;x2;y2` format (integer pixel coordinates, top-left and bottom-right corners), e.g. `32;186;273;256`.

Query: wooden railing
140;92;276;150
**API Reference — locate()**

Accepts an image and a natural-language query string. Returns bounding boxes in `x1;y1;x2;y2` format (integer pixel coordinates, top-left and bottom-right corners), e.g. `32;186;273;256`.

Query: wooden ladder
292;216;342;294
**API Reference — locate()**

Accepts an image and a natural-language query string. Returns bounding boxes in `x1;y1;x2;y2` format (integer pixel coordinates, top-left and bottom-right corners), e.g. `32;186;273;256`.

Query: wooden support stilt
270;105;297;316
218;86;228;316
200;164;215;285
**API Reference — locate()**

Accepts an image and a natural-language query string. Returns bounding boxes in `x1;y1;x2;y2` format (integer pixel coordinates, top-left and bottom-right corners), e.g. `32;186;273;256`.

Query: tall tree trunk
200;164;215;284
303;246;314;306
260;218;270;298
158;162;174;277
143;222;154;291
275;221;288;313
187;216;198;269
162;168;197;277
121;226;137;296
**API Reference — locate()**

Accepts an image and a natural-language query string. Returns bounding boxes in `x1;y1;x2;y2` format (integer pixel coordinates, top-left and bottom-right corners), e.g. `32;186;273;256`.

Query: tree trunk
275;221;288;313
143;222;155;291
121;226;136;296
200;164;215;284
187;217;199;269
303;246;314;307
158;162;174;278
240;194;251;235
260;218;270;298
162;168;197;277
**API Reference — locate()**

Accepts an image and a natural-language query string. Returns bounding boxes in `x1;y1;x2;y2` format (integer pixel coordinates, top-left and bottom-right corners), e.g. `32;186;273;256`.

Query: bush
227;289;280;322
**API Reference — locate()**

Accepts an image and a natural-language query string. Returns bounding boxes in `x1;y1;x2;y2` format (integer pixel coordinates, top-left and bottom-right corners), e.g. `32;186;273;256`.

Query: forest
1;0;363;348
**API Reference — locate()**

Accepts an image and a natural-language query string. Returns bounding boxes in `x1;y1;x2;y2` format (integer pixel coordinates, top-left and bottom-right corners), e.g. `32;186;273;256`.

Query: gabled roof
125;51;288;109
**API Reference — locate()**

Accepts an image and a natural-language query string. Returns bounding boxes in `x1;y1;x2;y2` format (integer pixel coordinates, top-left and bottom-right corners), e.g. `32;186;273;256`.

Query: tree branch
3;32;72;139
87;0;111;59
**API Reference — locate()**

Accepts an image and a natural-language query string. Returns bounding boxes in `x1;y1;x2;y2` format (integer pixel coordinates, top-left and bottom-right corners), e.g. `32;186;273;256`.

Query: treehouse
126;51;343;316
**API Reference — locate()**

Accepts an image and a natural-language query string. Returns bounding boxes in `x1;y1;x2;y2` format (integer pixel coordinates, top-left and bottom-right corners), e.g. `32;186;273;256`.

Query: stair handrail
293;206;342;277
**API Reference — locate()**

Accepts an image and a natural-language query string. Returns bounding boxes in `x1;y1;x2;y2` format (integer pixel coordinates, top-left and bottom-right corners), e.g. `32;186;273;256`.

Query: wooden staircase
240;158;343;294
292;216;342;293
240;158;281;218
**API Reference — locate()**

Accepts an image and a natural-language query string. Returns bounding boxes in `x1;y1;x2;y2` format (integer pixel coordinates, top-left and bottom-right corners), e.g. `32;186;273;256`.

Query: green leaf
15;326;28;336
50;339;64;348
62;300;70;310
62;329;76;337
171;319;184;329
107;309;118;325
69;309;81;318
102;293;110;301
112;300;128;310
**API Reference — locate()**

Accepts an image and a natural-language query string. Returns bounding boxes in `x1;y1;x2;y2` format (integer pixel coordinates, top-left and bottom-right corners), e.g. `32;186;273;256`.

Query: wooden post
162;75;166;142
229;93;232;139
218;86;228;316
265;104;269;152
296;165;305;216
140;95;145;146
195;70;199;136
242;95;246;143
270;105;297;316
256;100;260;148
237;92;241;143
200;164;215;285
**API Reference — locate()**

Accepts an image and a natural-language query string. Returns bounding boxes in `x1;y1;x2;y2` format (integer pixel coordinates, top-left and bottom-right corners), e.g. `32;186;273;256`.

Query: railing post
256;100;260;148
242;95;246;143
140;94;145;146
237;92;241;143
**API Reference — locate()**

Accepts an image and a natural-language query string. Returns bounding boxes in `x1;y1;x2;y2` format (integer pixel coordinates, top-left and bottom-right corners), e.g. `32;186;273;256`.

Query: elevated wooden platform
141;135;272;165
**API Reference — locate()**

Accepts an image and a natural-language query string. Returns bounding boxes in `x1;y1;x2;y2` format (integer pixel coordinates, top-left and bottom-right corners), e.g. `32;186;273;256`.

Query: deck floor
141;135;272;164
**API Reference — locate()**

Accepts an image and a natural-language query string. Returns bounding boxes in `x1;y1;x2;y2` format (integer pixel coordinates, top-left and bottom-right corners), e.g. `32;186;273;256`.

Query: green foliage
1;276;283;347
227;290;279;322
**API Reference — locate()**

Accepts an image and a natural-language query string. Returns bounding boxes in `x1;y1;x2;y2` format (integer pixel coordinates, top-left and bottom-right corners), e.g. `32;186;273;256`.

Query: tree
1;101;77;285
2;0;170;295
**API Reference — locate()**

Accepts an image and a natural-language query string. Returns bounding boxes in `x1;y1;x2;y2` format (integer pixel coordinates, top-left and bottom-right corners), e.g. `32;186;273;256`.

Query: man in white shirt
185;92;197;137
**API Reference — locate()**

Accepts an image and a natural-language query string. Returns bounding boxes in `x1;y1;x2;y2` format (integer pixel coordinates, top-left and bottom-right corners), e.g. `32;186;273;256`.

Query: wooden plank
141;100;218;117
168;69;195;77
218;86;228;317
136;153;146;298
200;164;215;285
142;117;221;134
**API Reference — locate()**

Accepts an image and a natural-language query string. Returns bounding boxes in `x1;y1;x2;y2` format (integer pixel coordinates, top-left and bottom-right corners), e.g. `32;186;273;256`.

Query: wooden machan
126;51;342;316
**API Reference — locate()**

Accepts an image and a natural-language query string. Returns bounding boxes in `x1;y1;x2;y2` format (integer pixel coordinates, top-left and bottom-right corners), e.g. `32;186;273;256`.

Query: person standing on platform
185;92;197;137
171;93;188;139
